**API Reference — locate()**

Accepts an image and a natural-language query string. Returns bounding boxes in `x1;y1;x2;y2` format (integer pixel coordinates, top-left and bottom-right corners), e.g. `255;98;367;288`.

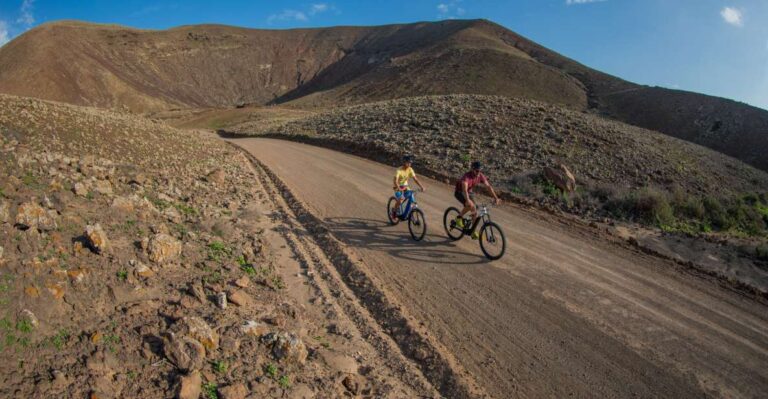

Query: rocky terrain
0;94;431;398
1;19;767;171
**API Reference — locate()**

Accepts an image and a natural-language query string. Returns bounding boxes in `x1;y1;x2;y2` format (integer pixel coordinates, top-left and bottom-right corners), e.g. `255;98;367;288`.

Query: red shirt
455;171;489;193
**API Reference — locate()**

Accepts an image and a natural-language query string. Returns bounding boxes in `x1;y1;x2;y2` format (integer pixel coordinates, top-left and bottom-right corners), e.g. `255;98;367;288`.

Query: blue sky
1;0;767;110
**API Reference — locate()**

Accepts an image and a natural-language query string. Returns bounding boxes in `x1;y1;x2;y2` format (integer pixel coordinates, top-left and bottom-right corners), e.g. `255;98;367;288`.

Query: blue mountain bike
387;189;427;241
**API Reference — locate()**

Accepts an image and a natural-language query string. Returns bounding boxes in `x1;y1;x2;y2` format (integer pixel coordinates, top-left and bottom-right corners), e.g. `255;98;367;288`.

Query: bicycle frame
397;190;417;220
465;204;491;235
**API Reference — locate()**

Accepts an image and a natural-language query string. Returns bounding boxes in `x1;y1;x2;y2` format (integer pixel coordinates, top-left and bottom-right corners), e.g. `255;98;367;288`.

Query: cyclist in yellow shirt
391;155;425;220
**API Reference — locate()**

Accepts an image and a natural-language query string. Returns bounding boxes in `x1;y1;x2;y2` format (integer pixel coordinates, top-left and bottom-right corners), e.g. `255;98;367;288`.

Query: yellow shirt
395;167;416;187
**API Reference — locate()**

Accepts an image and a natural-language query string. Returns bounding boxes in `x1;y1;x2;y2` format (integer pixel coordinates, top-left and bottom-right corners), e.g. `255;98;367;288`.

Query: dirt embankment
0;94;427;398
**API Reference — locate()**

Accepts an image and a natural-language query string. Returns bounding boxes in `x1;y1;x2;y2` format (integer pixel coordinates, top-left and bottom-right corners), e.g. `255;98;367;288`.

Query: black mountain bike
387;190;427;241
443;203;506;260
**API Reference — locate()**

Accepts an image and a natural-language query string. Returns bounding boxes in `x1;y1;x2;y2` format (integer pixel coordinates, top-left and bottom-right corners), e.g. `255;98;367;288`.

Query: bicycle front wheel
479;222;506;260
387;197;400;225
443;207;464;241
408;208;427;241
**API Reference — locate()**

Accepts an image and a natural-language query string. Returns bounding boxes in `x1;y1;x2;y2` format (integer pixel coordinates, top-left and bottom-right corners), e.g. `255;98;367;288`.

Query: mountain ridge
1;19;767;171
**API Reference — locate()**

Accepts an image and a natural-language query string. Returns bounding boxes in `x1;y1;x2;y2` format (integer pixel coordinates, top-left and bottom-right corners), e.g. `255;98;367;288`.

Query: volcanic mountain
0;19;766;171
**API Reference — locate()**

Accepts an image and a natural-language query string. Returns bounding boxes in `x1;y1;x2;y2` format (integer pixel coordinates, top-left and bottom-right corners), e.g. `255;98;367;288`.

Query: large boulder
147;233;182;264
543;164;576;193
15;201;57;231
85;224;109;254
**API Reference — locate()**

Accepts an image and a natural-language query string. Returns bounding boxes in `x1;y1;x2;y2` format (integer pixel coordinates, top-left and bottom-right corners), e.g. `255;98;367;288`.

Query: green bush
703;196;732;230
632;189;675;226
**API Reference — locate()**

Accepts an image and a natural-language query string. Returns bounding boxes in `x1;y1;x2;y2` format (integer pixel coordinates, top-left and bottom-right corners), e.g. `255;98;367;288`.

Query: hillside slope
234;95;768;198
1;19;767;171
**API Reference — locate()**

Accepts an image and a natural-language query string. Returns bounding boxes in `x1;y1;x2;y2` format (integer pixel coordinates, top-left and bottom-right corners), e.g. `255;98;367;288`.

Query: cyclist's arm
485;182;501;204
413;175;425;191
393;175;399;190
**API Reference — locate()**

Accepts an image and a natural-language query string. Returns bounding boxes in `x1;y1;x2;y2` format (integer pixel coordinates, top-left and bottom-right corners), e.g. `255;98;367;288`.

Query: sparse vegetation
264;363;278;378
207;242;231;262
116;270;128;281
49;329;71;350
202;382;218;399
212;360;227;374
278;375;291;389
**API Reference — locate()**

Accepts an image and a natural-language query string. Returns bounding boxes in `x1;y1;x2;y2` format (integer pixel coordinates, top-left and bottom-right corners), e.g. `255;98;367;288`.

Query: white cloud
0;20;9;47
267;9;308;24
268;3;333;24
566;0;607;5
721;7;743;27
309;4;328;15
437;0;466;19
17;0;35;27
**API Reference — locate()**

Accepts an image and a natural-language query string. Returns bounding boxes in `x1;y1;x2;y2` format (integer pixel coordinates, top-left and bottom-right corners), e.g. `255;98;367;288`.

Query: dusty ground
0;95;432;398
230;137;768;399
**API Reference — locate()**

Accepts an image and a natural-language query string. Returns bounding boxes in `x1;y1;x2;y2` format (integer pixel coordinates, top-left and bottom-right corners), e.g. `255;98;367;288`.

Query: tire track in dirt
233;143;487;398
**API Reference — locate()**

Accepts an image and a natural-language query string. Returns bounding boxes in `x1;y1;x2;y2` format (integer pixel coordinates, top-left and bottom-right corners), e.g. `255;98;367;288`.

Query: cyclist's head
471;161;482;173
403;155;414;166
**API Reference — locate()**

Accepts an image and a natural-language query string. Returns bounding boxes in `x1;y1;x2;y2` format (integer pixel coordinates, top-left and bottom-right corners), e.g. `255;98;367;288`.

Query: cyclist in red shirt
454;161;501;238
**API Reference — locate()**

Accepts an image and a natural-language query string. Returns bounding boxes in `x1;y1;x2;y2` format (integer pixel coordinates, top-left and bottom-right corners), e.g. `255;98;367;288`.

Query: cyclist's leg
456;191;475;217
402;190;414;215
393;190;404;216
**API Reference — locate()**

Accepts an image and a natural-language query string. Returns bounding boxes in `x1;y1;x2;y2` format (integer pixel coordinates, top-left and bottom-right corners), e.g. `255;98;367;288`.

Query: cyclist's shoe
390;210;398;221
471;231;480;240
455;217;465;229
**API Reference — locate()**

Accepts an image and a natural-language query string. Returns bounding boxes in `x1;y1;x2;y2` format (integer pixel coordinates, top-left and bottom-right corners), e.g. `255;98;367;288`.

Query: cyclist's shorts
454;190;474;205
395;189;413;200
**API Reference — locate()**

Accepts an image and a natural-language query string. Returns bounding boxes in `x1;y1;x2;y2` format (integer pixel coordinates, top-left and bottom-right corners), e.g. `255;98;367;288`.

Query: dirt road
231;138;768;398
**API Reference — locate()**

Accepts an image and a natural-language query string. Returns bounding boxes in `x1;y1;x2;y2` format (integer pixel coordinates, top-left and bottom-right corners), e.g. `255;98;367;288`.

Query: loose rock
227;290;250;307
240;320;269;337
217;292;228;310
165;334;206;371
0;200;9;223
262;332;308;365
147;233;182;264
206;169;226;185
15;201;57;231
19;309;39;328
73;182;89;197
219;383;248;399
85;224;109;254
178;371;202;399
169;317;219;351
543;163;577;193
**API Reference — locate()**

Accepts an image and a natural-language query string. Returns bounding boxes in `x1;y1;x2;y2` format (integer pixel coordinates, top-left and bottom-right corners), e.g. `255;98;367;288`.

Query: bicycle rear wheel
443;207;464;241
479;222;506;260
387;197;400;225
408;208;427;241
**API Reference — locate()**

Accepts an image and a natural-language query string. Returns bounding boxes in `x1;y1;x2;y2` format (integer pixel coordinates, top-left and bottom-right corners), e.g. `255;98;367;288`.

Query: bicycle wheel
387;197;400;225
408;208;427;241
443;207;464;241
479;222;506;260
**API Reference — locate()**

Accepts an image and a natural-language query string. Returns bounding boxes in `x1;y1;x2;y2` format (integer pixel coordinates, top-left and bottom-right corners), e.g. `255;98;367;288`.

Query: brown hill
1;19;767;172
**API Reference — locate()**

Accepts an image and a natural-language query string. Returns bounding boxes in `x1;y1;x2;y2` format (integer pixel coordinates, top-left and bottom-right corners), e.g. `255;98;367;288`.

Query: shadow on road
324;216;488;265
